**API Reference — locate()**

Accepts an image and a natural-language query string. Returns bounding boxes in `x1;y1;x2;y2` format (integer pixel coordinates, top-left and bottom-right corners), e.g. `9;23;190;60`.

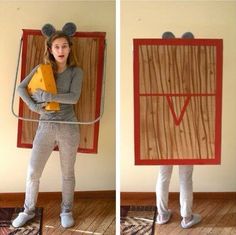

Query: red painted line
133;39;141;163
166;95;191;126
17;31;28;149
22;29;106;38
135;158;221;165
133;38;222;47
214;39;223;164
139;93;216;96
17;142;96;154
92;35;106;154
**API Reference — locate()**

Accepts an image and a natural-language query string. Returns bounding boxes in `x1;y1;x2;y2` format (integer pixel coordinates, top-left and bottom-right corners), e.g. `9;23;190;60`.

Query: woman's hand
31;89;52;103
28;102;48;114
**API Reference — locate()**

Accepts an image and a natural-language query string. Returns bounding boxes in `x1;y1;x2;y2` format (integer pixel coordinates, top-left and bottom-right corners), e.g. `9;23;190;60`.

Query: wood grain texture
121;193;236;235
139;45;216;94
18;31;105;153
139;96;215;160
134;39;222;164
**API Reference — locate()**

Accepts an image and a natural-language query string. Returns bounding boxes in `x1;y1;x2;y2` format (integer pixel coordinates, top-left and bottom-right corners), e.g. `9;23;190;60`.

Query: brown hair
43;31;79;73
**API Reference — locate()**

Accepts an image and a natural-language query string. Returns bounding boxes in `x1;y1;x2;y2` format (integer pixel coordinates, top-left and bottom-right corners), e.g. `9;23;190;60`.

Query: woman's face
50;37;71;65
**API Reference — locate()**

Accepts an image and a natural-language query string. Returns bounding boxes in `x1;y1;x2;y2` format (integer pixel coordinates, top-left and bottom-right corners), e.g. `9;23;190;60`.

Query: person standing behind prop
12;22;83;229
155;32;201;229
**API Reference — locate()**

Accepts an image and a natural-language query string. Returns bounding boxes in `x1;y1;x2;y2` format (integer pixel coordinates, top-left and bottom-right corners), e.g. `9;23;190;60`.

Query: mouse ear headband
41;22;77;38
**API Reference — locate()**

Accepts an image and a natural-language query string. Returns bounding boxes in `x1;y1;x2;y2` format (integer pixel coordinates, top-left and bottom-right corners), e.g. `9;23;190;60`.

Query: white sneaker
60;212;75;228
156;209;172;225
12;212;35;228
181;213;201;229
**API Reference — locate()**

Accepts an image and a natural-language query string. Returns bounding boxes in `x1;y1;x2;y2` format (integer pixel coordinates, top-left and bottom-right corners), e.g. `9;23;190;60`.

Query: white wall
121;0;236;192
0;1;115;192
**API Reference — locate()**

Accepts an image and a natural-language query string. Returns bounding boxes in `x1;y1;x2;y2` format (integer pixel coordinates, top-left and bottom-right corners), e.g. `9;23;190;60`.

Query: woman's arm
17;66;39;106
32;67;83;104
17;65;47;114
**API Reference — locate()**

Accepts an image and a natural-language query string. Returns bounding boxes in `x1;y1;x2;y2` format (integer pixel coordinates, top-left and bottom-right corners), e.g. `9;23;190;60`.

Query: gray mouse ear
62;22;77;36
162;31;175;39
41;24;56;37
182;32;195;39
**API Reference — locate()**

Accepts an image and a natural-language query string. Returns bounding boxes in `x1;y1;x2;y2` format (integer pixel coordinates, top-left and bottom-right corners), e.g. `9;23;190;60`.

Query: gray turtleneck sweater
17;65;83;122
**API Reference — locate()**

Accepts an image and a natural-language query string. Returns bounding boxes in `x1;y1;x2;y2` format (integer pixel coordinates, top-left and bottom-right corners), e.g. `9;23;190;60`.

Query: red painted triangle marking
166;95;191;126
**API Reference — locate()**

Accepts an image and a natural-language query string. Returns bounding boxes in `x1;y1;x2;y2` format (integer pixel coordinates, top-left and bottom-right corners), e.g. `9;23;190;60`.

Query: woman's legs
179;165;193;218
179;165;201;228
57;124;79;213
156;165;201;228
57;124;79;228
13;123;56;227
156;165;173;221
24;136;55;213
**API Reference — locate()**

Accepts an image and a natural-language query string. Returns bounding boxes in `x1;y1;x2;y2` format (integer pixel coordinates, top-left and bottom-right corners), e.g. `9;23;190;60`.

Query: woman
12;22;83;228
155;32;201;229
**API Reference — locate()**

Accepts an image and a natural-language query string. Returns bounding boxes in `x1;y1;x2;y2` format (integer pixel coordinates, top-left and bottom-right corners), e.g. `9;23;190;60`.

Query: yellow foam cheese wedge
27;64;60;111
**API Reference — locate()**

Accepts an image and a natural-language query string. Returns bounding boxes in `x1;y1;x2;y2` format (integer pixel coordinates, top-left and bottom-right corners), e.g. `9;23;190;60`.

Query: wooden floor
1;197;115;235
122;198;236;235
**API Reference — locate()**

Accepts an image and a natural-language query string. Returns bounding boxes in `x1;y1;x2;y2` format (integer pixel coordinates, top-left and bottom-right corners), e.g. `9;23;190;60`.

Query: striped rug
0;207;43;235
121;205;157;235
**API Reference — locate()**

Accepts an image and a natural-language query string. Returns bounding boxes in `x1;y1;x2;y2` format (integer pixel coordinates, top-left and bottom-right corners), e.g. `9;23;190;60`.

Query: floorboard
0;197;115;234
121;197;236;235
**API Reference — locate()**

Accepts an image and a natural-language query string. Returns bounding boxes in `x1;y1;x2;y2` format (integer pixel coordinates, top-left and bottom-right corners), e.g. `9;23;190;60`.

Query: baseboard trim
0;190;115;201
121;192;236;203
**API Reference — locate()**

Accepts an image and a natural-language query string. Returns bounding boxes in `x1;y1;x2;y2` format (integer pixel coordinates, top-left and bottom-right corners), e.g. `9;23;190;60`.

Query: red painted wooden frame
134;38;223;165
17;30;106;154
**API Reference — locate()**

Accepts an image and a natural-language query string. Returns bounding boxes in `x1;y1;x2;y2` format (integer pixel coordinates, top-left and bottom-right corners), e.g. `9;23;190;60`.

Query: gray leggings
24;122;80;214
156;165;193;218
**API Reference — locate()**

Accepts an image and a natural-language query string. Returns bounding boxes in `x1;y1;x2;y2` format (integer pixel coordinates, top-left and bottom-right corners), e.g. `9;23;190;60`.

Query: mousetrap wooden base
17;30;106;153
133;38;223;165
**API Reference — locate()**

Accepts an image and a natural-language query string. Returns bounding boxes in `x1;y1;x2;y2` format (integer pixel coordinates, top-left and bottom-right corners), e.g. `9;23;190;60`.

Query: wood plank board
134;39;223;165
17;30;106;153
120;196;236;235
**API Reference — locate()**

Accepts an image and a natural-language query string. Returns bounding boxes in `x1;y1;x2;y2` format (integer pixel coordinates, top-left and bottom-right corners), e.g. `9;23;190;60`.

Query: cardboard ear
62;22;77;36
162;31;175;39
182;32;195;39
41;24;56;38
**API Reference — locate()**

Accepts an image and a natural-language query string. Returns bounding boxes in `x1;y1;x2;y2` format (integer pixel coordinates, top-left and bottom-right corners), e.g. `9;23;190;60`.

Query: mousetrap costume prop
12;24;106;154
133;35;223;165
